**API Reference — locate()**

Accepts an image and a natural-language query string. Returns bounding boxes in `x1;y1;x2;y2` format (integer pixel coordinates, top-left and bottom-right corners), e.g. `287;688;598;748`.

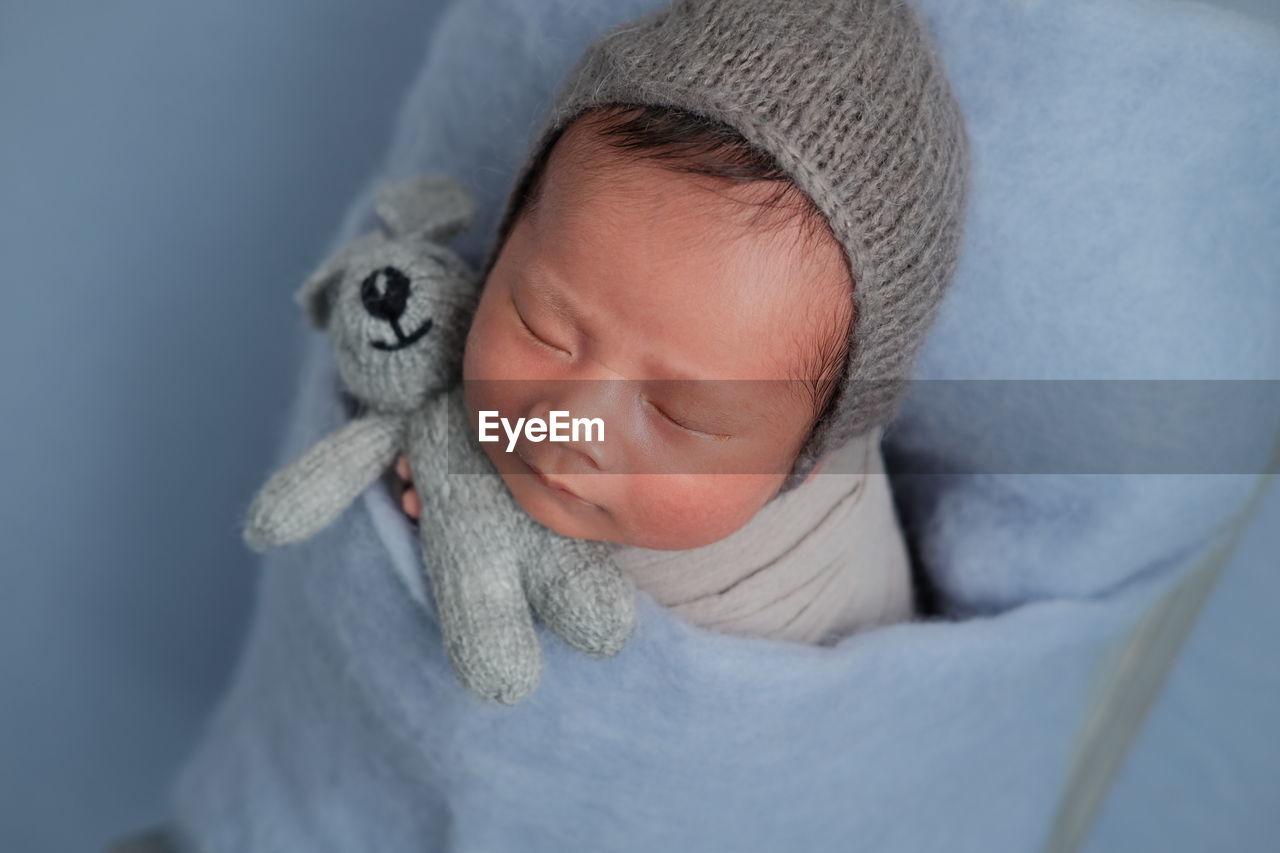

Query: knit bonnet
481;0;970;495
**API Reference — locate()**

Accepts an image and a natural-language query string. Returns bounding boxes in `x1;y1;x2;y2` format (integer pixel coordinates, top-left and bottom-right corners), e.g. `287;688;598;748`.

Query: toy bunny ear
375;174;478;244
294;231;383;329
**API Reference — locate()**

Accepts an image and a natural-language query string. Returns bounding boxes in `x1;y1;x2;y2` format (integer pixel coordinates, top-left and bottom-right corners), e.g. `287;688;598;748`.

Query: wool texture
157;0;1280;848
243;176;637;705
481;0;972;494
611;426;916;645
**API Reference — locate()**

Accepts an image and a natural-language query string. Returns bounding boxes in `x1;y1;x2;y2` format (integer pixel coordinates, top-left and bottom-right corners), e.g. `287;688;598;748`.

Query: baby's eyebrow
520;265;709;383
523;270;582;325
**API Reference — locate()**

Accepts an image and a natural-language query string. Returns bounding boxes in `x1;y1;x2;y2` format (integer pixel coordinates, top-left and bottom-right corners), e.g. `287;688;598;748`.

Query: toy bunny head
296;175;480;412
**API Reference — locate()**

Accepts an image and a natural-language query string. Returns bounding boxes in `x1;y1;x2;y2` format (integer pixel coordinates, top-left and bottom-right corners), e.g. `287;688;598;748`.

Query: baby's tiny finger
402;486;421;520
395;455;412;482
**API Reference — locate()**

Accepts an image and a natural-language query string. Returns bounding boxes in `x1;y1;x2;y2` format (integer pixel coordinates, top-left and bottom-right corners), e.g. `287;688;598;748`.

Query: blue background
0;0;1274;849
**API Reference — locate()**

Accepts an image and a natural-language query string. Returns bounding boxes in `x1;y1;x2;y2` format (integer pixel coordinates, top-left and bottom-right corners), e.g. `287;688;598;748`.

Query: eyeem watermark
478;410;605;453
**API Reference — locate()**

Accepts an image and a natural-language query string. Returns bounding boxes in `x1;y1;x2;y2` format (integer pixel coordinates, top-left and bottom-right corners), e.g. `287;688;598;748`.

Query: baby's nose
360;266;411;322
527;389;616;471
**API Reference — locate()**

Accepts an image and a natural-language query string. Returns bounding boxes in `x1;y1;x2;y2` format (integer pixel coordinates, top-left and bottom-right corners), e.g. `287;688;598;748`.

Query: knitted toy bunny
242;174;637;705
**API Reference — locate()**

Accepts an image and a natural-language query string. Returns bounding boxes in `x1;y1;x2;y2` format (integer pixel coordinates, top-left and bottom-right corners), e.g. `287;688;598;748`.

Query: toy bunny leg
522;536;637;658
415;510;544;705
408;392;544;705
244;413;405;550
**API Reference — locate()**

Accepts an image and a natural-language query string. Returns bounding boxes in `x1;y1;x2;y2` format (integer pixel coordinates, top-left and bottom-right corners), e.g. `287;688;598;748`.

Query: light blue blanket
167;1;1279;850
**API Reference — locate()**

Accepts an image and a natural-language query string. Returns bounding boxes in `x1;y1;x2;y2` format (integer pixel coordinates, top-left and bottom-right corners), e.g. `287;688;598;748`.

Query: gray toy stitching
243;174;636;705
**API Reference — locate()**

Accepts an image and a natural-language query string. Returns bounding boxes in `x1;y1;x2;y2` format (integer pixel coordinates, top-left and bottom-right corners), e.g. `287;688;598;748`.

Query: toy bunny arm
522;535;636;659
244;412;405;551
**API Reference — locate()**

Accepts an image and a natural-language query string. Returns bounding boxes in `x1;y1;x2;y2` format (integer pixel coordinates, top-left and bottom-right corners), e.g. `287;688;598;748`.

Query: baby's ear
374;174;477;244
294;231;384;329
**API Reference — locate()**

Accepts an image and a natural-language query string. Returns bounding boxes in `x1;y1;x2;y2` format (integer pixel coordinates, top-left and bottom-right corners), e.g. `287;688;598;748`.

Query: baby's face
462;119;849;550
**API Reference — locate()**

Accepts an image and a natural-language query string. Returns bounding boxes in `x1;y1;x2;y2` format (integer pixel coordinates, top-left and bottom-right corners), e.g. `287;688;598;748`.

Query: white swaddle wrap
612;429;915;645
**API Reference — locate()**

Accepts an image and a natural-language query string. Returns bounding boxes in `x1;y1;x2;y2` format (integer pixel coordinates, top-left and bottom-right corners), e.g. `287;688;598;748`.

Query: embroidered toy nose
360;266;411;322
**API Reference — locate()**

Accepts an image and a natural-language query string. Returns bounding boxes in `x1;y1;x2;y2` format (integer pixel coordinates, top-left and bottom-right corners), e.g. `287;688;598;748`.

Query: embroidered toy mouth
370;316;433;351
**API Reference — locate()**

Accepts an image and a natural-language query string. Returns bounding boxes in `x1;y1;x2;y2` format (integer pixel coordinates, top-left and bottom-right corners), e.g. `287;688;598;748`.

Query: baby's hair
509;102;853;432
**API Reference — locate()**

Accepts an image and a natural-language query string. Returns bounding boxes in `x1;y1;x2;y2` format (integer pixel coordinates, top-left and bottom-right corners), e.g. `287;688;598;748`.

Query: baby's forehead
511;232;847;390
541;141;824;261
520;114;852;372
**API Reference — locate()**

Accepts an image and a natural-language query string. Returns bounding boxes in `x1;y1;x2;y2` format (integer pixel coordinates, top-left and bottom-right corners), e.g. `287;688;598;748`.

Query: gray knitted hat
481;0;970;495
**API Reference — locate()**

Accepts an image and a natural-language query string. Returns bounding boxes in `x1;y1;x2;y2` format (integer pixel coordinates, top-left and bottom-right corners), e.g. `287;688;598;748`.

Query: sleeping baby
105;1;970;848
393;0;970;647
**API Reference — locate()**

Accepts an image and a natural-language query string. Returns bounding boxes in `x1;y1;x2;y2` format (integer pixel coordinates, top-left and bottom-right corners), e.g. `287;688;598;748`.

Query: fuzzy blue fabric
168;1;1279;850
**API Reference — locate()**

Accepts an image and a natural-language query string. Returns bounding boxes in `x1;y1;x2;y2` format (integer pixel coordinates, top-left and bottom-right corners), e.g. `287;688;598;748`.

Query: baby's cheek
462;313;509;382
462;281;532;384
620;473;776;550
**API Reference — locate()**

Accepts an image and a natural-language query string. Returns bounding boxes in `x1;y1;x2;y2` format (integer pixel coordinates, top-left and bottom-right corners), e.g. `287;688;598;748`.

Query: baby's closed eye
640;393;731;440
